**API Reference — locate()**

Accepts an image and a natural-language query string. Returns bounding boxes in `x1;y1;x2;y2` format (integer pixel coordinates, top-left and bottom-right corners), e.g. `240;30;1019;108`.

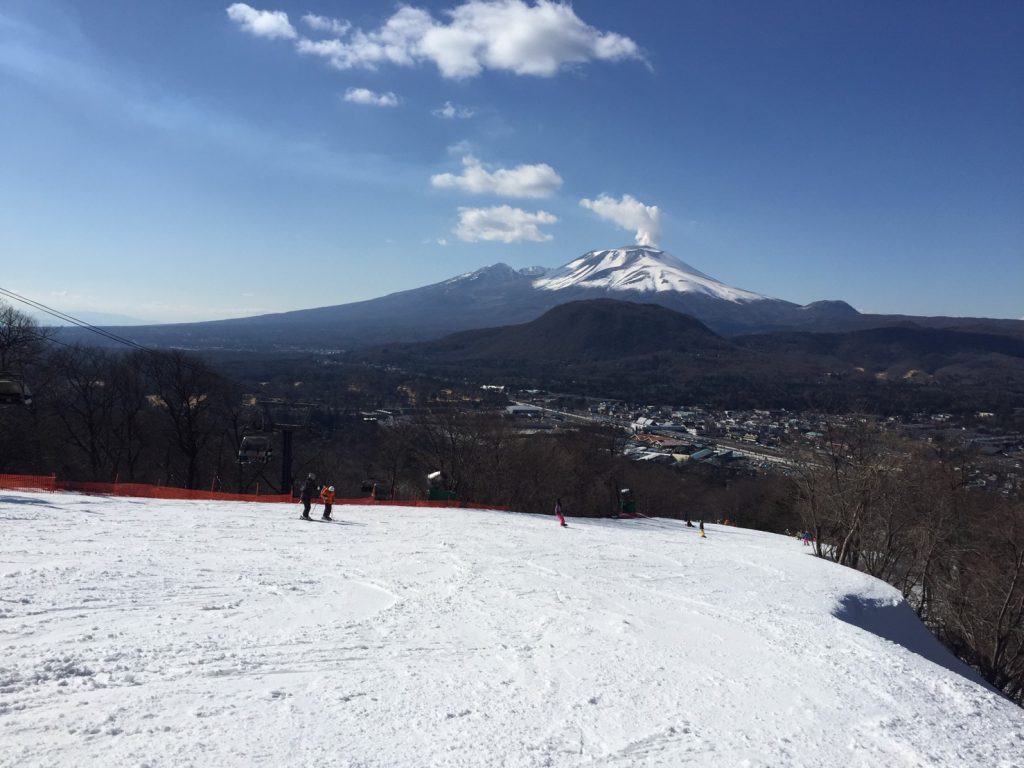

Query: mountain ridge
53;246;1024;350
396;298;733;363
363;298;1024;411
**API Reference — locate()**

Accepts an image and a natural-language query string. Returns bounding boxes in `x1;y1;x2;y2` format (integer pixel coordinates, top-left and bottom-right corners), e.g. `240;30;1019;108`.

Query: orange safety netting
0;474;290;503
56;480;293;504
0;474;57;492
0;473;509;510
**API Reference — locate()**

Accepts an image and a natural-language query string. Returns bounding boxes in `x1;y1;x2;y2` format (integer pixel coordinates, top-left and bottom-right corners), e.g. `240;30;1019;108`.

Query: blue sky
1;0;1021;324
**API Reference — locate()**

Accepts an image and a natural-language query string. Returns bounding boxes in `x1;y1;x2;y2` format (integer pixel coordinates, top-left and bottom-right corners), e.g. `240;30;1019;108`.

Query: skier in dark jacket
300;473;317;520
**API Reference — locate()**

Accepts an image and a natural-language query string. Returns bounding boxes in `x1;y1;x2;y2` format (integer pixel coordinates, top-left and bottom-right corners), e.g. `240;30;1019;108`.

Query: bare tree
793;419;904;567
408;409;478;496
375;421;417;500
48;345;118;479
106;350;150;482
0;302;50;472
0;301;48;372
793;420;1024;704
933;499;1024;705
145;350;235;489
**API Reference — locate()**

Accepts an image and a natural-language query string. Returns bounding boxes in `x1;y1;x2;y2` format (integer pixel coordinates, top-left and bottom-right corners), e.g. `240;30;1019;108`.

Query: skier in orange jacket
320;485;336;521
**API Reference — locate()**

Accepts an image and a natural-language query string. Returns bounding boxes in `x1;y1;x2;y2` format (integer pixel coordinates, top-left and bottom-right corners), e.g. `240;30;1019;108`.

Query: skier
320;484;336;520
555;498;567;527
299;473;317;520
802;530;812;547
699;519;706;539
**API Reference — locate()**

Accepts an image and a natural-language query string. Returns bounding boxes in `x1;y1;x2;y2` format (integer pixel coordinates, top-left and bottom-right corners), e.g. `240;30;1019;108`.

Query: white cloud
432;155;562;198
302;13;351;36
446;140;475;156
580;193;662;247
422;0;642;78
432;100;476;119
226;4;297;40
282;1;642;79
297;6;429;70
343;87;399;107
455;205;557;242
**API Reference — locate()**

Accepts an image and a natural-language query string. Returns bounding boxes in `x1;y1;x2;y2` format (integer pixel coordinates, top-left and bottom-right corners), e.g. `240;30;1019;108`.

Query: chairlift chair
238;434;272;465
0;374;32;406
618;487;637;516
426;470;457;502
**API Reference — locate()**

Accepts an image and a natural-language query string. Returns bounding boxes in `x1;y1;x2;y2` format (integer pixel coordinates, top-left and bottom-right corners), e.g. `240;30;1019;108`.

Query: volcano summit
72;246;869;350
533;246;771;302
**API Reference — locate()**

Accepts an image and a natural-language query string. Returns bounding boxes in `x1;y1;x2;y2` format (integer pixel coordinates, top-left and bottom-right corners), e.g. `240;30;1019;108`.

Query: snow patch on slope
534;246;771;302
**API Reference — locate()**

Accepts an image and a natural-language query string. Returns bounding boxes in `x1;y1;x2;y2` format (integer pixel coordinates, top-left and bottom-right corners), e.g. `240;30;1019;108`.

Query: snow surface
533;247;771;303
2;491;1022;767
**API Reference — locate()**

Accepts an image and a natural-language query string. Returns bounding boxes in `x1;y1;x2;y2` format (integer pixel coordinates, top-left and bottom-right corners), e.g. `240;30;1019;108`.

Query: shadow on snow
832;593;995;693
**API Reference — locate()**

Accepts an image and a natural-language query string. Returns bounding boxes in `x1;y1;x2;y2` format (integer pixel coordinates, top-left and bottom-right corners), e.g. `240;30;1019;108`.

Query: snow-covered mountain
406;245;810;340
441;246;772;304
4;490;1021;766
60;241;1024;352
61;246;867;349
533;246;771;303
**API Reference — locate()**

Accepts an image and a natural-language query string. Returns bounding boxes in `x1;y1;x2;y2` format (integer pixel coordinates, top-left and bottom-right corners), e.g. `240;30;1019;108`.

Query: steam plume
580;194;661;247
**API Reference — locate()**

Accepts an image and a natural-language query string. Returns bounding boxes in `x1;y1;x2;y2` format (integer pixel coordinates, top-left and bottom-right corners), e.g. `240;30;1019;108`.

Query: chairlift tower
258;399;315;496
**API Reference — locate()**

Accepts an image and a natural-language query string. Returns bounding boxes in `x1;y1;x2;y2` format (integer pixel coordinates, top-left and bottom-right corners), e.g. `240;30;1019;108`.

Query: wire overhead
0;285;238;382
0;285;154;354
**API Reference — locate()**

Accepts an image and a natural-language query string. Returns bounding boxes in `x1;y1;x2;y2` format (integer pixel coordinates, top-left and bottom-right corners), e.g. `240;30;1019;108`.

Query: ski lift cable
0;285;237;387
0;286;152;352
0;286;129;343
0;286;301;415
0;285;153;353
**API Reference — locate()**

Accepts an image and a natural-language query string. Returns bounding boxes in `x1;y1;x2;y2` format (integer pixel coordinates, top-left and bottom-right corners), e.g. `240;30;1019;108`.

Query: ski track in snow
0;492;1021;767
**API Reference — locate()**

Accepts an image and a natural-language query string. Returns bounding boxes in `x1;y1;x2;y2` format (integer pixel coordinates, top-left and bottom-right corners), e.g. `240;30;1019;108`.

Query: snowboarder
320;485;336;521
555;498;566;527
299;473;317;520
802;530;812;547
685;516;694;528
699;519;706;539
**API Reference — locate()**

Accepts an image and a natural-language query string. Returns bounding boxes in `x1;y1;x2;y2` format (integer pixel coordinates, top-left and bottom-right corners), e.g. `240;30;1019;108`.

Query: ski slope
1;491;1021;767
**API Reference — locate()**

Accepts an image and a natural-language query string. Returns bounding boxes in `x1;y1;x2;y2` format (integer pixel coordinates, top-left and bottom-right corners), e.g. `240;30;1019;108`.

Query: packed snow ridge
533;246;771;302
2;491;1021;767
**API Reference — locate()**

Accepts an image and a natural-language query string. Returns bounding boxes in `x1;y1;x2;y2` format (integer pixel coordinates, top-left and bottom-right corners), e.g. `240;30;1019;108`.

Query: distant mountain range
369;298;1024;370
58;246;1024;350
365;298;1024;411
